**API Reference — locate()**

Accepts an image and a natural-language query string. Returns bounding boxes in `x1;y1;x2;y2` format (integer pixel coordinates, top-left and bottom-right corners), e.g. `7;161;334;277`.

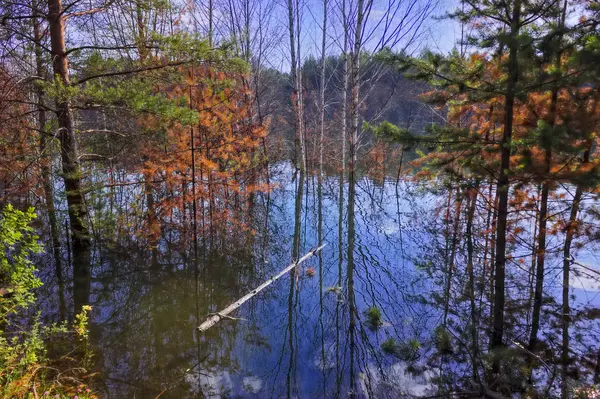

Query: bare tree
287;0;306;171
319;0;328;179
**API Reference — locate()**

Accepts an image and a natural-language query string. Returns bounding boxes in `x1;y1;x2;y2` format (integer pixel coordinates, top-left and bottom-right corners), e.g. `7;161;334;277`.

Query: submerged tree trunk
466;186;480;382
527;185;540;331
48;0;91;314
561;139;592;397
443;187;462;325
335;170;344;398
347;154;357;399
491;0;521;354
335;10;348;392
317;0;327;388
479;183;494;319
318;176;326;395
530;0;567;358
287;168;304;398
561;185;581;397
346;8;362;396
34;2;66;320
529;175;549;352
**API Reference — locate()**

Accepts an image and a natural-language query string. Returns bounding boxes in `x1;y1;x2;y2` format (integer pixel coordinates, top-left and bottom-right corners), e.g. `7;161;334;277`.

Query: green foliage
152;33;247;72
75;36;248;128
364;305;383;331
381;337;398;355
0;205;42;313
43;78;81;103
363;121;415;146
82;78;199;126
381;337;421;361
434;325;452;354
0;205;44;394
0;205;95;397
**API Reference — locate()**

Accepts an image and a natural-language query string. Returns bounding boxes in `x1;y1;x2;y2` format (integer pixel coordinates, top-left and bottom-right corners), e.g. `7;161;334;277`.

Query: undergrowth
0;205;96;398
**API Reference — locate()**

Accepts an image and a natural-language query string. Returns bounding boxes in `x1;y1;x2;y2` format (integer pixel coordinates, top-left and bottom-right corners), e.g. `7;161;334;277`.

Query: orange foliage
411;53;600;190
138;67;268;242
0;69;41;203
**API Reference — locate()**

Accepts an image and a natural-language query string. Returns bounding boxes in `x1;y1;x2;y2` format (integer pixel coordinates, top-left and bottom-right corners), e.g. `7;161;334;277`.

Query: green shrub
364;306;383;330
381;337;421;361
381;338;398;355
434;325;453;354
0;205;96;398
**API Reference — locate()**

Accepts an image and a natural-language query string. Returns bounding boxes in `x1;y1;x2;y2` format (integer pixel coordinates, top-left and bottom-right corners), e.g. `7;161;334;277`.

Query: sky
205;0;462;71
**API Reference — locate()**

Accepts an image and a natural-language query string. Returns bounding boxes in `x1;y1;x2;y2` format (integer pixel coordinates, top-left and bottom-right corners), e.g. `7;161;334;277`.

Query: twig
196;244;326;332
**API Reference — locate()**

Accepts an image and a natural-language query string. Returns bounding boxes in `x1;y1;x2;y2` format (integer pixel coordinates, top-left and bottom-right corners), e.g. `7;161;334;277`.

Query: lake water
33;162;600;398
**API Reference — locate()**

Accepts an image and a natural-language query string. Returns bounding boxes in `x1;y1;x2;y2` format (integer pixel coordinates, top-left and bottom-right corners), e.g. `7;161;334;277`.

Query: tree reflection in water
35;162;600;398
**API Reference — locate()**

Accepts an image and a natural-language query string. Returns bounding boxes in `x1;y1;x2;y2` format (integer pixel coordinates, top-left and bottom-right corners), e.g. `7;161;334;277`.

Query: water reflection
36;162;600;397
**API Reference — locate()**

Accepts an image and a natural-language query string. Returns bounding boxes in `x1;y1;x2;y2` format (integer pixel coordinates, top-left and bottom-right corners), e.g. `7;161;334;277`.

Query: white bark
197;244;326;332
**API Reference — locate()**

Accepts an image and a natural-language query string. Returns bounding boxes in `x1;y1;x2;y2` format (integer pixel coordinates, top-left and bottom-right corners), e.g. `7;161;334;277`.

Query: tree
47;0;92;304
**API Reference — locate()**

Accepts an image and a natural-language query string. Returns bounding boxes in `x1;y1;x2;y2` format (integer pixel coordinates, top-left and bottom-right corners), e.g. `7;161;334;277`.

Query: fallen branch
204;312;246;322
197;244;326;332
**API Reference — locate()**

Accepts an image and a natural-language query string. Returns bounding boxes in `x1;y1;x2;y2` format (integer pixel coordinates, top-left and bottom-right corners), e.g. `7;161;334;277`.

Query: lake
33;162;600;398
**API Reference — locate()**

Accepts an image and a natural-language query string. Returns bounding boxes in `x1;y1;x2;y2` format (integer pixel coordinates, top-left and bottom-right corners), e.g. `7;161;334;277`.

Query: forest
0;0;599;397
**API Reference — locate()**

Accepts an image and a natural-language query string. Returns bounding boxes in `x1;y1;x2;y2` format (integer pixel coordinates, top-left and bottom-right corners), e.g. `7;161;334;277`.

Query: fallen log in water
197;244;326;332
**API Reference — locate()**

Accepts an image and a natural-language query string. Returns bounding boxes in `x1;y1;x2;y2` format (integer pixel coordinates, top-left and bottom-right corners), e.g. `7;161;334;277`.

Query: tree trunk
347;154;357;398
348;0;364;177
287;168;304;398
529;0;567;357
560;185;581;397
336;171;344;398
295;0;306;173
47;0;91;314
317;3;327;387
480;183;494;299
529;177;549;352
527;185;539;330
491;0;521;353
466;186;480;382
287;0;304;172
443;187;462;325
561;139;592;397
319;0;327;183
347;1;362;390
488;189;499;313
209;0;214;46
340;0;348;175
34;3;66;320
